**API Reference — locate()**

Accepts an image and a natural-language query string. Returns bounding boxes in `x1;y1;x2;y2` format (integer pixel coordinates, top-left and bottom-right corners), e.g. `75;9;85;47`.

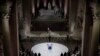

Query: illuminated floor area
31;42;69;56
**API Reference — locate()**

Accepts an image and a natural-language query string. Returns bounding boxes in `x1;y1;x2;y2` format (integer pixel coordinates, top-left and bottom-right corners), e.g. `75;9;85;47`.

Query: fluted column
64;0;68;18
89;18;100;56
1;1;13;56
59;0;62;8
23;0;32;38
37;0;40;8
81;0;100;56
32;0;35;15
9;0;19;56
81;0;93;56
88;1;100;56
44;0;47;7
2;14;13;56
68;0;79;33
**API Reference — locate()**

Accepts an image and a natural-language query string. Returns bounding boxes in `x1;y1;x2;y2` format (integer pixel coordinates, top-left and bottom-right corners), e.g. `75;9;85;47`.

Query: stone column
71;0;85;40
37;0;40;8
44;0;47;7
9;0;19;56
59;0;62;8
64;0;68;18
1;1;13;56
89;0;100;56
22;0;32;38
68;0;79;33
81;0;93;56
89;18;100;56
2;14;13;56
32;0;35;15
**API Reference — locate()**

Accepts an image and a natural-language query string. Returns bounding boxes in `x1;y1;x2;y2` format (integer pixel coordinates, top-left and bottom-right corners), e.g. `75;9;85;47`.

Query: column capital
0;2;12;20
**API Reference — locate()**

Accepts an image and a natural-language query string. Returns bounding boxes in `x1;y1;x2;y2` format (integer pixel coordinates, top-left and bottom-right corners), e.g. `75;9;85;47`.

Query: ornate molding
90;2;100;21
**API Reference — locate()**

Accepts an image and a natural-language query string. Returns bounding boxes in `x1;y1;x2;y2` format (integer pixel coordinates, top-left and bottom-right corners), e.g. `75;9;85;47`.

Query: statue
47;44;53;50
38;3;61;17
48;3;51;10
54;6;59;14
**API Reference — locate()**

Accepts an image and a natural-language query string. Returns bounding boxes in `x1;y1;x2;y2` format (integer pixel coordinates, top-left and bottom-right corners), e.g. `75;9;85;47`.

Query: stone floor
0;38;4;56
